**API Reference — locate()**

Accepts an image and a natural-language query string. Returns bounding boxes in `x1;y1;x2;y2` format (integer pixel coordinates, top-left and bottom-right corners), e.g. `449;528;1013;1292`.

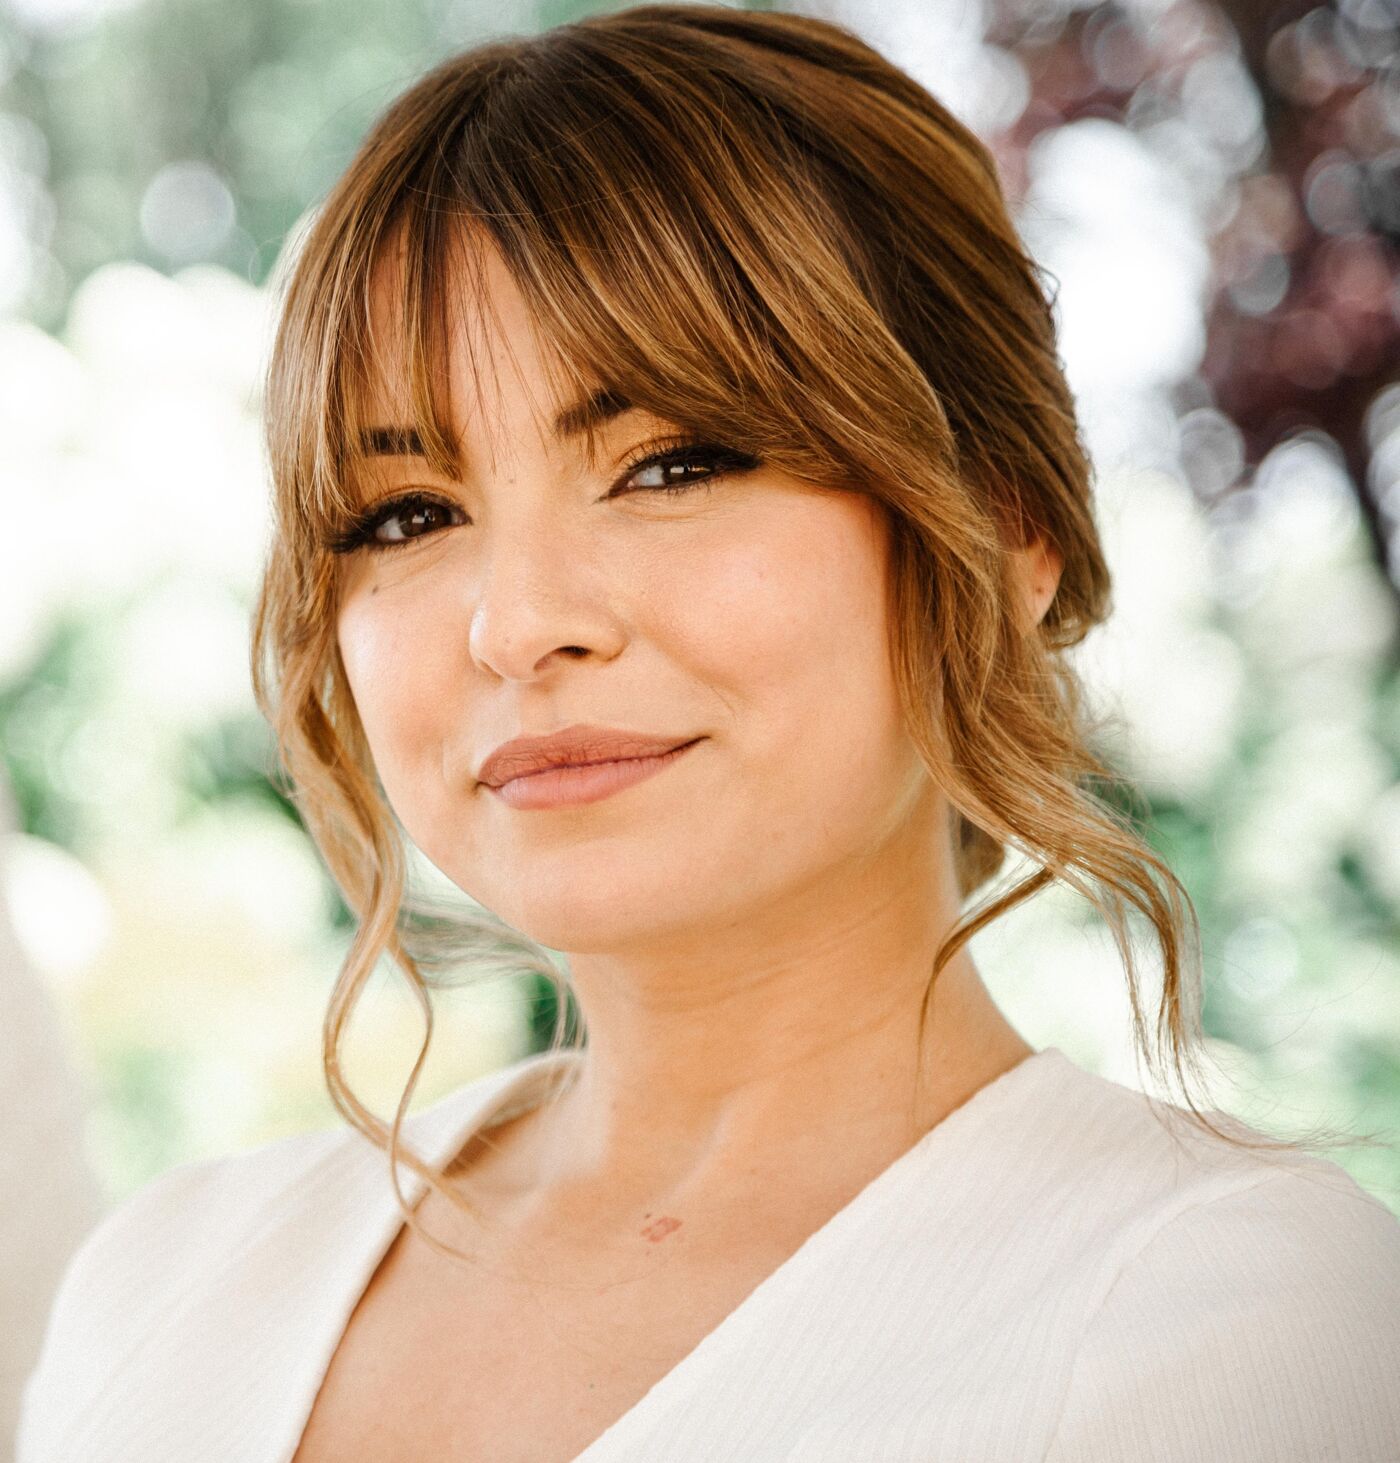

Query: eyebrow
356;386;634;458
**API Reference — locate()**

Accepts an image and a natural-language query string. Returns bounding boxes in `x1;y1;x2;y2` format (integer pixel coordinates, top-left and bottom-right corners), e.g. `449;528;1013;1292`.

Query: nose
466;514;624;682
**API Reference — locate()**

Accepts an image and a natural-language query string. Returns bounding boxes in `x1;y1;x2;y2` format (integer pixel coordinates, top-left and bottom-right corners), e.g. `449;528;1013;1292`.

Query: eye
613;436;761;497
324;436;763;555
326;493;466;555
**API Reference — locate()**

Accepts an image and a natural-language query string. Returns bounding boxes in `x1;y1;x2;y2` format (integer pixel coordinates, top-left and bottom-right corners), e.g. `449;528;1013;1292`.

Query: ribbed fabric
16;1046;1400;1462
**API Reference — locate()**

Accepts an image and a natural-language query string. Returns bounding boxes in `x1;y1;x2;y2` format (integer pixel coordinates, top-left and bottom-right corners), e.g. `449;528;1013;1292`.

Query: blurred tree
984;0;1400;599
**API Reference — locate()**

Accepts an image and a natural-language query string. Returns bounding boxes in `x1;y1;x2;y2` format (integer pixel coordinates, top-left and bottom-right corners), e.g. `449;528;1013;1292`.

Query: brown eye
373;499;457;544
614;437;761;498
327;493;466;555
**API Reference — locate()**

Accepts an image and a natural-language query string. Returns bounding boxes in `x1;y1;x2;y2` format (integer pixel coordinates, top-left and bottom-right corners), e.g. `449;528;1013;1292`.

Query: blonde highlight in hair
250;4;1380;1269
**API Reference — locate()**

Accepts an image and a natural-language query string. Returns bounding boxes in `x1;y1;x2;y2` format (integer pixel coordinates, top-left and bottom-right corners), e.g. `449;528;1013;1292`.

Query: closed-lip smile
476;724;703;789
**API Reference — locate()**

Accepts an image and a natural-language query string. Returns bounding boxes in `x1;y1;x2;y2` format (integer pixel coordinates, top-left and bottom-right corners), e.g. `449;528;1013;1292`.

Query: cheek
670;494;908;812
336;583;457;796
659;494;890;686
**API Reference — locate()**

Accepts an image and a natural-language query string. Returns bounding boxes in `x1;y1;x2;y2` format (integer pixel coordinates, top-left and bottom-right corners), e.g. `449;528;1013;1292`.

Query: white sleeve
1044;1164;1400;1462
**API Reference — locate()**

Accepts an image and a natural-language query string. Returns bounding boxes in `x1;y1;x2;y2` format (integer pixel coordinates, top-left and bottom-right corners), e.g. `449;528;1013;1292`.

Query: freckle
640;1215;682;1242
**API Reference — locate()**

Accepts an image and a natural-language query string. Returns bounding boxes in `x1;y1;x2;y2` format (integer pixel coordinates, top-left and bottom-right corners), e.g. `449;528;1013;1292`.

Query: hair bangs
422;33;892;492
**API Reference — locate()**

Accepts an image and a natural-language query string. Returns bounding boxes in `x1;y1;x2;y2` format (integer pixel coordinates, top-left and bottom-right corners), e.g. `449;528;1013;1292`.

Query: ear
1009;534;1064;633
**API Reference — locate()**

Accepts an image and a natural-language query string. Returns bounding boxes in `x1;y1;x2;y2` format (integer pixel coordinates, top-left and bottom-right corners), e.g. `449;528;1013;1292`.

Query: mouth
487;737;704;811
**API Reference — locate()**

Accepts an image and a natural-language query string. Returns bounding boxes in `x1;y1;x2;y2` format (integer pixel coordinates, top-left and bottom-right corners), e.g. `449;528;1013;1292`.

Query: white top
16;1044;1400;1462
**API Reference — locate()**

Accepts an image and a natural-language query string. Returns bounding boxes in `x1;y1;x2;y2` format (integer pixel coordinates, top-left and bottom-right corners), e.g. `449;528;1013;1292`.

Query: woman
19;6;1400;1461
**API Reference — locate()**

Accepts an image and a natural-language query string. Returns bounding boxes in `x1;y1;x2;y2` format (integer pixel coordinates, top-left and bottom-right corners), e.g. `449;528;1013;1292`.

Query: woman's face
334;238;943;955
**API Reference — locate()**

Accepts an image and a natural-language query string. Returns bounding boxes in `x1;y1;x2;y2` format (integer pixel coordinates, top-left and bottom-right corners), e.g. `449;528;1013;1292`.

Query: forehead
360;225;551;423
351;223;648;479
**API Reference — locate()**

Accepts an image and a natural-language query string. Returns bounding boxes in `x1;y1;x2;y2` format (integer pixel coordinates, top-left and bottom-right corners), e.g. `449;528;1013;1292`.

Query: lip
487;738;702;810
477;724;703;790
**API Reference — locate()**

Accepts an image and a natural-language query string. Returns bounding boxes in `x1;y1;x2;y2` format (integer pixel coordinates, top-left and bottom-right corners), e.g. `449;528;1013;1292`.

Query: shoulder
1043;1140;1400;1461
1022;1050;1395;1236
15;1122;350;1460
47;1114;364;1311
15;1066;514;1463
67;1120;354;1280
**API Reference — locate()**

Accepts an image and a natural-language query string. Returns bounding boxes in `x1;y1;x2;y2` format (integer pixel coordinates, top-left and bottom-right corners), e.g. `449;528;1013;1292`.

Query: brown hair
251;4;1378;1264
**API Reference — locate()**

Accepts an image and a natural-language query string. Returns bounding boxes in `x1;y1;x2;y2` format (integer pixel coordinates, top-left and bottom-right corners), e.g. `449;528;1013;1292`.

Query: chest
288;1212;804;1463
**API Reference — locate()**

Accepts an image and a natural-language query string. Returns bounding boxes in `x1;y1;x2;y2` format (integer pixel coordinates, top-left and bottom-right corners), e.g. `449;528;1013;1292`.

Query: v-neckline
567;1045;1062;1460
289;1043;1063;1463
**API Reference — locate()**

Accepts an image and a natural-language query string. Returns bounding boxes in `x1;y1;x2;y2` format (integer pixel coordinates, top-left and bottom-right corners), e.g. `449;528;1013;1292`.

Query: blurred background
3;0;1399;1446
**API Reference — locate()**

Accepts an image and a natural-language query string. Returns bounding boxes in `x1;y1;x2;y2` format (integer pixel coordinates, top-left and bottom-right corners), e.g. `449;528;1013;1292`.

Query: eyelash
325;435;760;556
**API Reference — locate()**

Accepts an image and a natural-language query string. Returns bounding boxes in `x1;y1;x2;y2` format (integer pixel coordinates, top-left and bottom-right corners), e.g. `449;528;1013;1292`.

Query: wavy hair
251;4;1373;1266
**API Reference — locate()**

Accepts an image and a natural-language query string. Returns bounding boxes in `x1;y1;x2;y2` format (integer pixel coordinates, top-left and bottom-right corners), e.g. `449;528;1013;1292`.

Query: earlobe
1013;535;1064;632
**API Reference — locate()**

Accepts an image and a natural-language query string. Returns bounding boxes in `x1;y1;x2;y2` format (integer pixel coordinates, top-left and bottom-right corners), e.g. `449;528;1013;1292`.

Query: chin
485;878;710;957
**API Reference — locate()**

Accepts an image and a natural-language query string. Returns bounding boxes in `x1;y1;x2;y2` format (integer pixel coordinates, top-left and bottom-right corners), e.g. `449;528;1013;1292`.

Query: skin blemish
640;1214;683;1242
